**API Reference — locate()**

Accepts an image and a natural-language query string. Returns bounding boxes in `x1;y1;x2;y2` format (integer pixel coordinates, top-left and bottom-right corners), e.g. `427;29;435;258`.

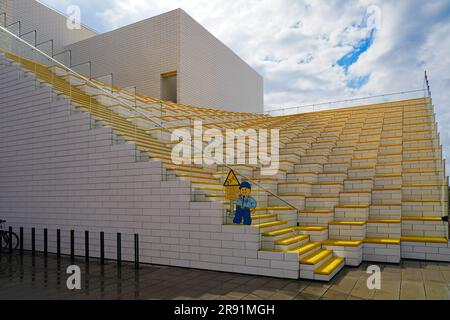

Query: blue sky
39;0;450;161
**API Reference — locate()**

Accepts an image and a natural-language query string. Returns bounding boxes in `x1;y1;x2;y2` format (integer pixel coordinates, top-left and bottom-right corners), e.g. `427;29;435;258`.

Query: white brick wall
0;60;296;278
0;0;95;53
64;9;263;113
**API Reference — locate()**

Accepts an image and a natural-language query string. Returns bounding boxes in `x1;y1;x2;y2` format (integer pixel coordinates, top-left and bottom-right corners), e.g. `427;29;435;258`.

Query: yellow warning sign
224;170;240;200
223;170;240;187
224;186;240;200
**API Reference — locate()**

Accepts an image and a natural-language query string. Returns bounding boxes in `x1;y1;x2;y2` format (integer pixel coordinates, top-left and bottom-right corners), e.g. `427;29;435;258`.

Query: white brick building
1;0;263;113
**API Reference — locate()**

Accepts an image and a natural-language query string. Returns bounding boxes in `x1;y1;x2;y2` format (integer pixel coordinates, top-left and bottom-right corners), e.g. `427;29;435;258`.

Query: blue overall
233;195;257;225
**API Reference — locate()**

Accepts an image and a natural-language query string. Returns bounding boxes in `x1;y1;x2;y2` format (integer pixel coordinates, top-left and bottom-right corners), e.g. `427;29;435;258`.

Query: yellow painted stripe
329;221;366;226
401;216;443;222
364;238;400;245
275;234;309;245
322;239;362;247
368;219;401;224
298;226;328;232
300;249;332;265
401;236;448;244
315;257;344;276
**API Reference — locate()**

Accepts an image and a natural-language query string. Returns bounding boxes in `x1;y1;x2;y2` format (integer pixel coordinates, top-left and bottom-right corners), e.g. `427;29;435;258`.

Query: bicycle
0;220;19;250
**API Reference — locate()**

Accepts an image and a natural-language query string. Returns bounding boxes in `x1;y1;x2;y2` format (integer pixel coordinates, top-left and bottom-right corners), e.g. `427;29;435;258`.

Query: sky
39;0;450;161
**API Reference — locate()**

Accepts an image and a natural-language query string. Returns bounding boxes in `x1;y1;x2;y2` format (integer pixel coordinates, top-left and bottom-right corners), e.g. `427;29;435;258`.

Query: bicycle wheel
1;232;19;250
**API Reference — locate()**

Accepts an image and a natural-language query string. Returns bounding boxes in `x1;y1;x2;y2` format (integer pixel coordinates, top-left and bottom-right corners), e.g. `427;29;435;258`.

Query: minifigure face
240;187;251;197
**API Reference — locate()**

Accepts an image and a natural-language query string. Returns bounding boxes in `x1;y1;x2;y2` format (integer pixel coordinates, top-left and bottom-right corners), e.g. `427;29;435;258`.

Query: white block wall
0;0;95;53
65;9;263;113
0;60;296;278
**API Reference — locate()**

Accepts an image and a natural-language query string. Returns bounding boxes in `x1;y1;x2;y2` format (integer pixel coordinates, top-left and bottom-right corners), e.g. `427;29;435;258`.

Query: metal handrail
0;24;299;211
265;88;427;116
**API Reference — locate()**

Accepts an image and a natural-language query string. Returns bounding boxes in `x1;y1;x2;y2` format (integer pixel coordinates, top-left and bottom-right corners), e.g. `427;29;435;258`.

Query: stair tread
329;221;366;226
253;220;288;228
252;214;277;220
300;210;334;214
288;242;321;254
298;226;328;231
367;219;401;224
322;239;362;247
315;257;345;275
275;234;309;245
364;238;400;245
402;216;444;221
300;249;332;265
262;227;296;237
400;236;448;243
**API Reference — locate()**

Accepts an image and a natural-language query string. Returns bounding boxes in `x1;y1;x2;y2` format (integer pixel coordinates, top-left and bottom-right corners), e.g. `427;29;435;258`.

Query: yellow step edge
403;184;448;187
363;238;401;245
401;236;448;244
252;214;277;220
371;203;401;207
300;210;334;214
340;190;371;194
275;234;309;246
372;188;402;191
402;200;448;203
367;219;401;224
300;249;332;265
253;220;288;229
314;257;345;276
289;242;321;254
278;193;306;197
329;221;366;226
401;216;444;222
261;227;296;237
298;226;328;232
305;196;339;199
322;239;362;247
335;205;369;209
278;182;313;185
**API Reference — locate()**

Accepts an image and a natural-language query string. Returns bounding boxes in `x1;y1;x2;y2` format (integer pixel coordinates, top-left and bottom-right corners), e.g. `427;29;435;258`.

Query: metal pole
31;227;35;256
134;234;139;270
43;228;48;256
56;229;61;259
70;230;74;261
85;230;89;263
8;226;12;253
19;227;23;255
100;232;104;265
117;233;121;268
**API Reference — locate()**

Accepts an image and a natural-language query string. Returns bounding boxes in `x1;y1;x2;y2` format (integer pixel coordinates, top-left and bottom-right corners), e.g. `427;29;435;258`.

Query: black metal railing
0;225;141;270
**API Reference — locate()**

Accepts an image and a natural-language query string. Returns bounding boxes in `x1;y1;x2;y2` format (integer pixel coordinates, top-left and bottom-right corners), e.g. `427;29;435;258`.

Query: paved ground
1;251;450;300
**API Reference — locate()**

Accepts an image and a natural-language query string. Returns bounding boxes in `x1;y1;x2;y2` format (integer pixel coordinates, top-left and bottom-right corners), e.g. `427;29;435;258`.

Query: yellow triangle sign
223;170;240;187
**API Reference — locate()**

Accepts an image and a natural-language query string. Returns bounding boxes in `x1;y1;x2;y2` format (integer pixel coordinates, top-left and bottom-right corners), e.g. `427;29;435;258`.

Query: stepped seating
2;48;448;282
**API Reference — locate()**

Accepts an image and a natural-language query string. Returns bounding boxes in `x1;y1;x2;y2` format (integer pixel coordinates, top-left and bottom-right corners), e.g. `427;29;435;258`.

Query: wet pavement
1;251;450;300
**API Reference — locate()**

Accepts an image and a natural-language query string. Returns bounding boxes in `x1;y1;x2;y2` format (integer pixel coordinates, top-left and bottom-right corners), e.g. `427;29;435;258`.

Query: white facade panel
65;9;263;113
179;11;263;113
66;9;180;102
0;0;95;53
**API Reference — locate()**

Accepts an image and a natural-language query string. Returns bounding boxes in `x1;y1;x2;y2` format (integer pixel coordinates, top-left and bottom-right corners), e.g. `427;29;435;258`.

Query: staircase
1;36;448;282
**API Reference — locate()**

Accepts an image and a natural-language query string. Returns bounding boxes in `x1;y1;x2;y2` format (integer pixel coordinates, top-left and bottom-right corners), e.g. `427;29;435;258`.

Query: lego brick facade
65;9;263;113
0;0;95;53
0;59;297;279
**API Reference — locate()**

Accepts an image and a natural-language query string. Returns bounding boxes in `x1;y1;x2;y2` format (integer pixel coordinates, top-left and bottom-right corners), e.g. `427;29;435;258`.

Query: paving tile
2;252;450;300
424;283;450;300
400;280;426;300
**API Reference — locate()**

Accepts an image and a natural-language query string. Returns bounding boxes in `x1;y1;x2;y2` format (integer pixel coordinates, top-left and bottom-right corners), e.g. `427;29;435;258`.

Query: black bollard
117;233;121;268
44;228;48;257
100;232;105;265
19;227;23;255
31;228;35;256
70;230;75;261
84;230;89;263
134;234;139;270
56;229;61;259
